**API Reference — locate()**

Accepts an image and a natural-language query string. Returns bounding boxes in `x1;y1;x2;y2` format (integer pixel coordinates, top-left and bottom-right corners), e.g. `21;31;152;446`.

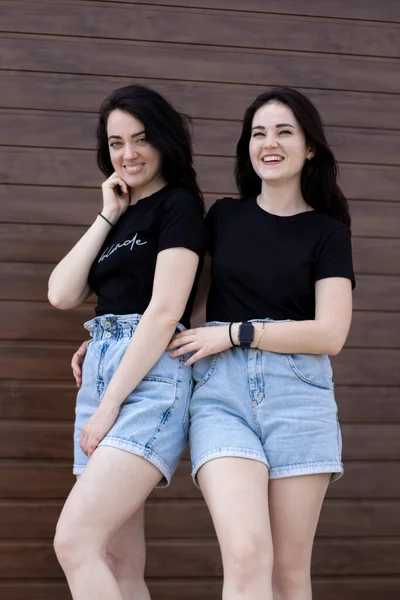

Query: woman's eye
279;130;292;135
253;132;264;137
110;142;121;148
137;137;147;144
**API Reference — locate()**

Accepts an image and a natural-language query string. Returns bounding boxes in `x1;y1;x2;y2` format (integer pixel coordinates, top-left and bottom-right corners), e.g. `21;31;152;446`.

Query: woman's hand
101;172;131;223
71;340;89;388
168;325;232;365
80;403;120;458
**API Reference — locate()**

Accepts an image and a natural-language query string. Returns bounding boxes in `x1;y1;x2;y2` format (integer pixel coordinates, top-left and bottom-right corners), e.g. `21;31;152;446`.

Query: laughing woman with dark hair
48;84;204;600
169;87;355;600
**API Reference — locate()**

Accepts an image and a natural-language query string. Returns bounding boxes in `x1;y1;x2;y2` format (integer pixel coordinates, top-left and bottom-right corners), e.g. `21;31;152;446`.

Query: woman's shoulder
310;210;351;236
207;196;248;215
161;186;203;214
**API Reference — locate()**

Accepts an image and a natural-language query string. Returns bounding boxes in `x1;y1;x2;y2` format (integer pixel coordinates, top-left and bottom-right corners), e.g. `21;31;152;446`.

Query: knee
54;519;89;573
273;553;311;596
106;538;145;579
225;537;273;589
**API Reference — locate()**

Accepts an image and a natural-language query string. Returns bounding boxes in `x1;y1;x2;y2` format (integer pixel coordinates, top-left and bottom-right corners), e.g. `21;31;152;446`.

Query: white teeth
262;156;283;163
125;164;144;173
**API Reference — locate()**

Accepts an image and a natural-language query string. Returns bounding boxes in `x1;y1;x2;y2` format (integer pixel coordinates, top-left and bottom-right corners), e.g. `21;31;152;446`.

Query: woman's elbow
48;289;81;310
48;290;69;310
325;335;346;356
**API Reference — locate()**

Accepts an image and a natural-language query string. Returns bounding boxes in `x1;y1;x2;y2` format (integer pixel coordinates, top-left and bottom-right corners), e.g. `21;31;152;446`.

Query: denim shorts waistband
84;313;186;341
201;318;293;328
83;314;142;341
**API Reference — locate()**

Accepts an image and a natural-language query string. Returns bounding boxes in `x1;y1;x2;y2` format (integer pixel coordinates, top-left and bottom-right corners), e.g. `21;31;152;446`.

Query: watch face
239;322;255;345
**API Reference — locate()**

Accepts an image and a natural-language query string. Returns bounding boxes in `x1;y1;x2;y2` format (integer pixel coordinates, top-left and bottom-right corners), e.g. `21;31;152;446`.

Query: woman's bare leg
55;447;161;600
269;474;330;600
198;458;274;600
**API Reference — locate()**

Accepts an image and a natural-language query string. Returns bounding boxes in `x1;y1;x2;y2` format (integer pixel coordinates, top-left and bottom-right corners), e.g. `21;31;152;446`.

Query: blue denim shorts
190;320;343;484
73;314;192;487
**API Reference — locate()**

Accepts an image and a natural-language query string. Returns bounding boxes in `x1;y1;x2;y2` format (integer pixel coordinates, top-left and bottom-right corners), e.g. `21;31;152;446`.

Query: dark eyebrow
251;123;295;131
107;130;146;141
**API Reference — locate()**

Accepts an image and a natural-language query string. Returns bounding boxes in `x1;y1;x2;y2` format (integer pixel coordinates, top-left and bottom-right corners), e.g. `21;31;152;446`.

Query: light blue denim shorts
73;314;192;487
190;320;343;484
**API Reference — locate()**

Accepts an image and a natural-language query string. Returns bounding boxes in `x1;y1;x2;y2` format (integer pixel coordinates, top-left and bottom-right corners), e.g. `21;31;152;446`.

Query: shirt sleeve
158;189;205;257
316;225;356;289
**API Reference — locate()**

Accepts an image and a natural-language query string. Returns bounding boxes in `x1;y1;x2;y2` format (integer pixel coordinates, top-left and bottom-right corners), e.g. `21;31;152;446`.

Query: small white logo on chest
98;233;147;262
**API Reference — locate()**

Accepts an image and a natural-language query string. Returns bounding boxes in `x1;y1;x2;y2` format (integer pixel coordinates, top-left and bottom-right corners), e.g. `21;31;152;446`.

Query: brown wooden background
1;1;399;598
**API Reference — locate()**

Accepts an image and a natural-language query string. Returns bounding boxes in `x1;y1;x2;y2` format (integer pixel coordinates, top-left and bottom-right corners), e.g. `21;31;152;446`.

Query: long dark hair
97;84;204;211
235;87;350;227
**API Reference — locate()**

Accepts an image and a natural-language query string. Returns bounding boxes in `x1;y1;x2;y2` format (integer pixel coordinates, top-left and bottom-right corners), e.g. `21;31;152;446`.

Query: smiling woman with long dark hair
169;87;355;600
48;84;204;600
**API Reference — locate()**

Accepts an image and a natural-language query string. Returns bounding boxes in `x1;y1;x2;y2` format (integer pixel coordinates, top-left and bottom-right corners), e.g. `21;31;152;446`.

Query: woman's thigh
198;457;272;562
269;474;330;568
57;446;161;549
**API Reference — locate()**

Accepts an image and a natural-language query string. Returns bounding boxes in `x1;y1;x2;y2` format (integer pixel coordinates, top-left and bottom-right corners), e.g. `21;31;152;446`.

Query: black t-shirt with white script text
88;186;204;328
206;196;355;323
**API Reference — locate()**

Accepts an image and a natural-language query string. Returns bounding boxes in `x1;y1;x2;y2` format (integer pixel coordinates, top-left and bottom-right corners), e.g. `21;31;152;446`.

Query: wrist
231;323;240;346
100;207;121;224
99;397;120;412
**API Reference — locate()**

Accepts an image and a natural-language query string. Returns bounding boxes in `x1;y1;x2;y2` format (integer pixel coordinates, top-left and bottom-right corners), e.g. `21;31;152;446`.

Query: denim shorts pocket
286;353;334;391
143;351;179;385
192;354;218;391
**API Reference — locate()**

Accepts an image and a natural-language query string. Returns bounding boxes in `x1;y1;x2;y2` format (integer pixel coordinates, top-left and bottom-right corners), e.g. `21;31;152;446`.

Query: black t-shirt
88;186;204;329
206;196;355;323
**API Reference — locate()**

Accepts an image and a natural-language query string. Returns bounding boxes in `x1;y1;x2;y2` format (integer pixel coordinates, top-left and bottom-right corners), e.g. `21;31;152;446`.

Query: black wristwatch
238;321;255;347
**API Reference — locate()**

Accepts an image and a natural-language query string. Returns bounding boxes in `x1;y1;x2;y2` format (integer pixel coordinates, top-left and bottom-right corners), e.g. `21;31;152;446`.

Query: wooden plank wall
0;0;399;598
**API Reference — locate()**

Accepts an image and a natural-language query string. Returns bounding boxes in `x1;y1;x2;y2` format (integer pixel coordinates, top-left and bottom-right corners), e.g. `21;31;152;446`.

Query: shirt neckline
252;196;315;219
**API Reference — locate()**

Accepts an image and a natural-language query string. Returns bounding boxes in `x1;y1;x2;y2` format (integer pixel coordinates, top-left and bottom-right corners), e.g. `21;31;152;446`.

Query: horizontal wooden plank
2;147;400;200
0;421;73;459
0;224;85;264
1;498;399;539
0;420;397;460
0;461;75;500
1;34;399;94
0;341;399;384
96;0;400;23
0;538;399;577
1;578;400;600
1;71;399;129
346;312;400;348
0;302;92;341
2;109;400;167
0;380;398;423
0;460;398;500
0;381;78;420
0;302;91;341
331;349;400;385
0;303;398;350
335;386;400;424
1;224;399;275
352;275;400;311
0;263;52;301
350;201;400;238
352;238;400;275
2;1;399;58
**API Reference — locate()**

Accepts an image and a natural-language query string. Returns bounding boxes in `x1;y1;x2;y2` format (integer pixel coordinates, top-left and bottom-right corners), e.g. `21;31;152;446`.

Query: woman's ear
307;145;316;160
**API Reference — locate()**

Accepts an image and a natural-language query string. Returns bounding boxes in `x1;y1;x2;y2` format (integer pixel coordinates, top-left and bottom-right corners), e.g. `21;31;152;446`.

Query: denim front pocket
286;353;334;391
192;354;219;391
